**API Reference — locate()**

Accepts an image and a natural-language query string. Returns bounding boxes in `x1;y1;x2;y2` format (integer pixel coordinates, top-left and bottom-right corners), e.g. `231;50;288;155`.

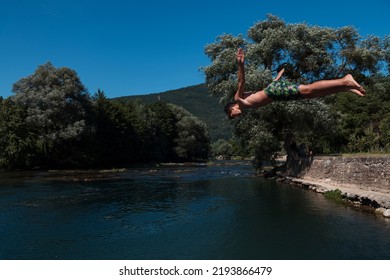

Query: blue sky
1;0;389;98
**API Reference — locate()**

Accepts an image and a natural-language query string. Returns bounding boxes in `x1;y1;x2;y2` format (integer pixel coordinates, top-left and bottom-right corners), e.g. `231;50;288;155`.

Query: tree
204;14;387;101
12;62;93;166
168;104;210;161
325;76;390;153
91;90;138;166
148;101;177;161
203;34;248;103
203;14;389;170
122;99;158;162
211;139;234;159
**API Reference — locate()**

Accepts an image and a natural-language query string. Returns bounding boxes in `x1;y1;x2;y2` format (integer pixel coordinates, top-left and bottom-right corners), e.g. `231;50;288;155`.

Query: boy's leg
298;74;365;98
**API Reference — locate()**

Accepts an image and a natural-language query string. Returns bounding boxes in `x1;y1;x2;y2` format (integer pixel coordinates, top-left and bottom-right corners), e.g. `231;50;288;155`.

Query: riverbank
276;155;390;218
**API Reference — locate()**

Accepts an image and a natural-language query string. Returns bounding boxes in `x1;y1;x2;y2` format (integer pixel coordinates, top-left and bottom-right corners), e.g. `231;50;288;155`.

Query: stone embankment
281;155;390;218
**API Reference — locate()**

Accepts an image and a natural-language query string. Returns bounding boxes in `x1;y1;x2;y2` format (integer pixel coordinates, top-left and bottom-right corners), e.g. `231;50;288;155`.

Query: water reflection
1;163;390;259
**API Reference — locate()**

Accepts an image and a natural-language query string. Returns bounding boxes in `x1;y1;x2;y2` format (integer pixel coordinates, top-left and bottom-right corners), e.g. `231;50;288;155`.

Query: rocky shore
279;155;390;218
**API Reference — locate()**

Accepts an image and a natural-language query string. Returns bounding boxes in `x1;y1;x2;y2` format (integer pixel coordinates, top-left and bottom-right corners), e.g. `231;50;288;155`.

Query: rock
345;193;358;200
383;209;390;218
375;208;386;215
315;188;326;193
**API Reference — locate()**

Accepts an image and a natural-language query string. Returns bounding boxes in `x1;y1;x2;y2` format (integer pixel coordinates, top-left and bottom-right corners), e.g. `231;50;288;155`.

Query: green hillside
114;84;234;141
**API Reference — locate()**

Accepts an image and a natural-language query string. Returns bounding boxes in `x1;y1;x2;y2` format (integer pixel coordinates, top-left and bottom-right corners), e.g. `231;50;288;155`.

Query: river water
1;162;390;260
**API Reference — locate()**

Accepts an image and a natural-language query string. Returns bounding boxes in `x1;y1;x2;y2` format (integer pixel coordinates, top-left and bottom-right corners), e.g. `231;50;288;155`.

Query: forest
0;63;210;169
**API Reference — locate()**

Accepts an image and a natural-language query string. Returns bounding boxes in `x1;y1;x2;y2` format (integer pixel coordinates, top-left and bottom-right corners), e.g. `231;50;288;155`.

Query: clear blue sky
1;0;389;98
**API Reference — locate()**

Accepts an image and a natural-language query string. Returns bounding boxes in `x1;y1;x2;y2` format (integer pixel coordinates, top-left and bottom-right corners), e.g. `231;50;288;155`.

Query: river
1;162;390;259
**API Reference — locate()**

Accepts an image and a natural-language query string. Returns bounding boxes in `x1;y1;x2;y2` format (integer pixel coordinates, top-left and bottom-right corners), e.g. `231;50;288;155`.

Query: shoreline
0;160;251;184
276;174;390;218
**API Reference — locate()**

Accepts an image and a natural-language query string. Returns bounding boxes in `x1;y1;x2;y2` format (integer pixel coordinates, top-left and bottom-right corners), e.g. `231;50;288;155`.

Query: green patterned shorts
264;81;302;101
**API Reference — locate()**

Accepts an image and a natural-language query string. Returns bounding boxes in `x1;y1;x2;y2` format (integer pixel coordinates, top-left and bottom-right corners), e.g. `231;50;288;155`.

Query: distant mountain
114;84;234;141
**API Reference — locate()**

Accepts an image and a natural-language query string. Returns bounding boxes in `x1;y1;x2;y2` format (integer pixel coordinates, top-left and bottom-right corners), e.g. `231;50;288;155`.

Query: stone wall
300;156;390;194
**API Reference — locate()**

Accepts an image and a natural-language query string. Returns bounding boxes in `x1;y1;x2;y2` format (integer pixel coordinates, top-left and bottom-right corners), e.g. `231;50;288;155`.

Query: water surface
1;163;390;259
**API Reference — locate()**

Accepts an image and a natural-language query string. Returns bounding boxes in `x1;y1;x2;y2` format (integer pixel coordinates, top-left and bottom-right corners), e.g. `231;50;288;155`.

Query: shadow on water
1;162;390;260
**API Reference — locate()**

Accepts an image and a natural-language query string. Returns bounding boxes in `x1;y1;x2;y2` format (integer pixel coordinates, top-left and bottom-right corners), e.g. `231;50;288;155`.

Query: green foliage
90;90;137;165
147;101;177;161
0;98;38;168
168;104;210;161
11;62;93;166
325;76;390;153
233;109;281;168
324;189;344;203
211;139;233;158
203;35;248;103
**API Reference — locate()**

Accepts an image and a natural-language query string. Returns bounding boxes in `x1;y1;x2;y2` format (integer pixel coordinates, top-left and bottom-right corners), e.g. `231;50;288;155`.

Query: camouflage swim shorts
264;80;302;101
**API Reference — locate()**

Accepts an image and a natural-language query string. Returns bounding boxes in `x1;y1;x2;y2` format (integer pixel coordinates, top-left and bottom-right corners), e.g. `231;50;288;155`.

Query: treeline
116;84;234;141
0;63;210;170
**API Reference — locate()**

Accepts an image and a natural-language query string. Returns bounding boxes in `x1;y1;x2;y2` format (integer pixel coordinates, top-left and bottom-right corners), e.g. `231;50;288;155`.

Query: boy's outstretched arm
234;48;245;101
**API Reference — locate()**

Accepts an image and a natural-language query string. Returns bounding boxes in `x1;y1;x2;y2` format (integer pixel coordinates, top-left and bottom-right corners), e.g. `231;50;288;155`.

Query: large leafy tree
203;14;388;169
12;62;93;165
129;101;210;162
204;14;387;100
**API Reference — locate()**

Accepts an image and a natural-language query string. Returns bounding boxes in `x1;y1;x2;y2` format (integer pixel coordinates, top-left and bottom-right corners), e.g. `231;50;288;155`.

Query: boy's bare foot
344;74;365;96
348;88;365;96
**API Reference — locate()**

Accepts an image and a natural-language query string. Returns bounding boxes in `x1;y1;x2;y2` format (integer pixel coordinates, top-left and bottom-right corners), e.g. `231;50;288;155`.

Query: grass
316;153;390;158
341;153;390;158
324;189;344;203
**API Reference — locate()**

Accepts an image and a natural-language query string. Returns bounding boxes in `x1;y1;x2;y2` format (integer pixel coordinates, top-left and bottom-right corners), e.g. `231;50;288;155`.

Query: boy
225;48;365;119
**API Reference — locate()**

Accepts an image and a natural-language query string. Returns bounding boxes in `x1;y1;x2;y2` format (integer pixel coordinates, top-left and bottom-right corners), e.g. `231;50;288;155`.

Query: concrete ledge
301;156;390;193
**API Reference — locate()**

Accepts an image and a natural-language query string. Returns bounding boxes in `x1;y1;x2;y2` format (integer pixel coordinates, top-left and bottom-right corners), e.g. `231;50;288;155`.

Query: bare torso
239;90;273;108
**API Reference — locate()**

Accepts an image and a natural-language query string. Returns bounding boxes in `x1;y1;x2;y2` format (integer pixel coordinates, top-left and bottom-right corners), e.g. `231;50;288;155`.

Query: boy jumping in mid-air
225;48;365;119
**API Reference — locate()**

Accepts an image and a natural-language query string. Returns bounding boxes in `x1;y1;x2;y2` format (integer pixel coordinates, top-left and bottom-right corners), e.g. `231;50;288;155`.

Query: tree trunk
284;131;313;177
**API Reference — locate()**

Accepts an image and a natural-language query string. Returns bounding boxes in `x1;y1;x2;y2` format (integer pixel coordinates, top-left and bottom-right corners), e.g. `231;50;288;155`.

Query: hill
114;84;234;141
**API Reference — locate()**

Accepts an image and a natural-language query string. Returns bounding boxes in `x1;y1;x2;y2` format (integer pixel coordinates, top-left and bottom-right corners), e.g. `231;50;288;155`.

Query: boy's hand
236;48;244;65
274;68;285;81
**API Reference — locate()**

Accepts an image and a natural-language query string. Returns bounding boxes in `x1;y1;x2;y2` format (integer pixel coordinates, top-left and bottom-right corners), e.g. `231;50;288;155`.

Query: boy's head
224;101;242;119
